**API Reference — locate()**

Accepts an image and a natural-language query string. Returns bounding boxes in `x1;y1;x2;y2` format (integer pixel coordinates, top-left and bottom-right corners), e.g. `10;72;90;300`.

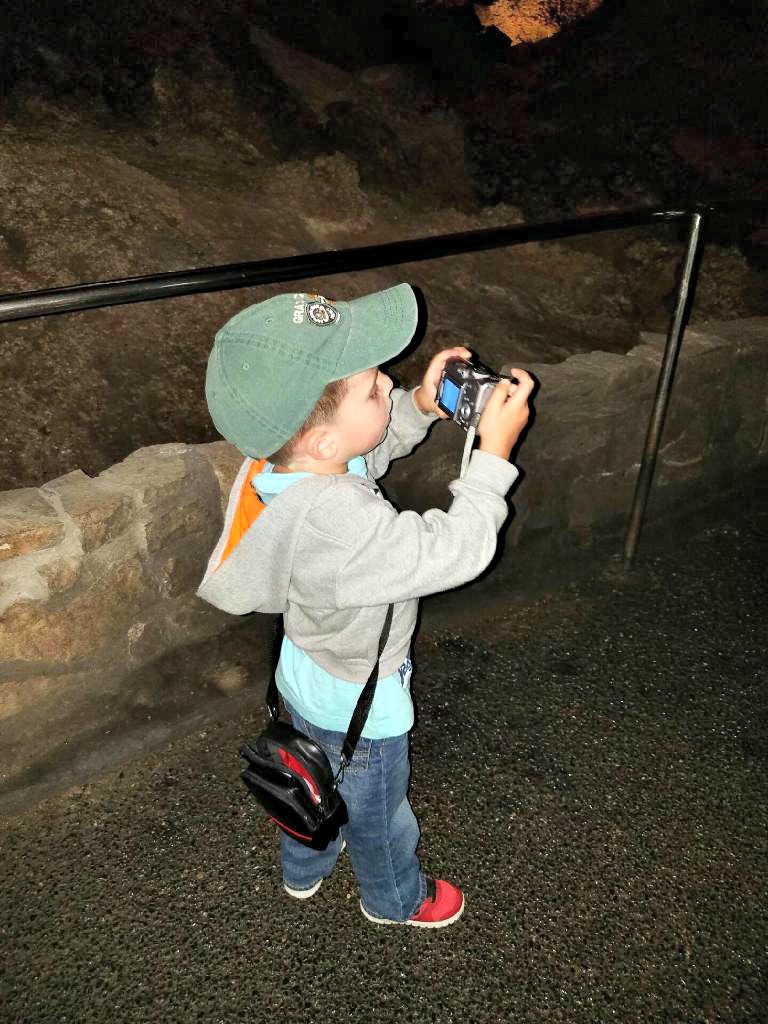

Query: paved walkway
2;496;766;1024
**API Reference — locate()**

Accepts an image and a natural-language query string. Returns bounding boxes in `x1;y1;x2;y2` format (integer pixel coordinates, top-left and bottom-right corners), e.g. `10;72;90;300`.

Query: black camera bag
239;605;393;849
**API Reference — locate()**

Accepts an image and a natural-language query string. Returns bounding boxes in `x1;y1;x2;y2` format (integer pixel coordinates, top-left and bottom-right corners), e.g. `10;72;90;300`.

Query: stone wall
0;440;278;813
1;318;766;812
386;319;768;544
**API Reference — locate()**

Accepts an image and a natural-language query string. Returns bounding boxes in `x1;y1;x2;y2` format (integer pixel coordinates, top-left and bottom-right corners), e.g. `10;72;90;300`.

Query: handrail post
623;209;708;570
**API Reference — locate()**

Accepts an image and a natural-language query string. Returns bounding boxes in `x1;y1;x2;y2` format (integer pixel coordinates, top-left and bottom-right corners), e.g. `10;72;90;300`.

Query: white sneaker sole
360;892;465;929
283;841;346;900
284;879;322;899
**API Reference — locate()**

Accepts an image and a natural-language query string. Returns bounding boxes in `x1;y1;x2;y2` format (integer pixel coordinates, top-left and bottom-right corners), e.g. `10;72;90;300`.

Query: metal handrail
1;200;764;568
0;208;689;324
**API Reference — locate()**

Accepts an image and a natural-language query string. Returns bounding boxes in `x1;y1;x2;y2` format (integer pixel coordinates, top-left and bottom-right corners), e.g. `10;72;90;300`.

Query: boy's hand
413;347;472;417
477;369;534;461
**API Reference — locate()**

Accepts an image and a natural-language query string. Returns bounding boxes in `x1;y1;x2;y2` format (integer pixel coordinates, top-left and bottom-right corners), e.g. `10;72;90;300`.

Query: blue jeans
280;700;427;921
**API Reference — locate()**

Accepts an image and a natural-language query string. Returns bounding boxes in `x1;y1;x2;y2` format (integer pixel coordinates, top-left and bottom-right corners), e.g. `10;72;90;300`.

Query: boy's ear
303;427;337;463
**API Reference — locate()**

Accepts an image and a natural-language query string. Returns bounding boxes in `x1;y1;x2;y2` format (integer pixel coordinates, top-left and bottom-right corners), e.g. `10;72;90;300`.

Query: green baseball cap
205;283;418;458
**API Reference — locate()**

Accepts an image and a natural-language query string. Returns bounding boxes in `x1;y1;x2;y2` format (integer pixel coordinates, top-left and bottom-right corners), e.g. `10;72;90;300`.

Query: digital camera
436;357;509;430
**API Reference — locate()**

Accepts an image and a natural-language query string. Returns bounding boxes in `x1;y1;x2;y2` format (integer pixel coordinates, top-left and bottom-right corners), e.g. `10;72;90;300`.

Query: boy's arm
303;450;520;608
300;368;533;608
364;387;439;479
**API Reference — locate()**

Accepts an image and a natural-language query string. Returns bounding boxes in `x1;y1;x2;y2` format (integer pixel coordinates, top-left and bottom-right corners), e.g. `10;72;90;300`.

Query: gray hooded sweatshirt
197;388;519;682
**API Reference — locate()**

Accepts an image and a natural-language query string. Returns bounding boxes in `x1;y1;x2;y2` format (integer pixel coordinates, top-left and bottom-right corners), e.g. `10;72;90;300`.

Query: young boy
197;283;533;928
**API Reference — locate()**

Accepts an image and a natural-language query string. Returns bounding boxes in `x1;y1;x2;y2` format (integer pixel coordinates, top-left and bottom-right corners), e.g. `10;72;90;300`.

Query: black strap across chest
265;603;395;769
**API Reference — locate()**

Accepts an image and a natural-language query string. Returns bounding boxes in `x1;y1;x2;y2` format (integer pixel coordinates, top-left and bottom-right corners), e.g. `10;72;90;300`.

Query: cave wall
2;5;766;493
1;316;765;813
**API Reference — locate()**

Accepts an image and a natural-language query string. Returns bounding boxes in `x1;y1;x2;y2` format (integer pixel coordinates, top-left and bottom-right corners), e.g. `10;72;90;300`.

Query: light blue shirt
253;458;414;739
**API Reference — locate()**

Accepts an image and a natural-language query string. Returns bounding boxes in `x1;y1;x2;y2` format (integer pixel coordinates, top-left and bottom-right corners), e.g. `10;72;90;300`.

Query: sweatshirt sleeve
364;387;439;479
301;449;520;609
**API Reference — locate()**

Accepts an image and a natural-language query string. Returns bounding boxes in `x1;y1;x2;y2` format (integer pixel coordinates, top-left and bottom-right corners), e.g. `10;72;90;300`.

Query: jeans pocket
285;702;372;775
322;739;371;776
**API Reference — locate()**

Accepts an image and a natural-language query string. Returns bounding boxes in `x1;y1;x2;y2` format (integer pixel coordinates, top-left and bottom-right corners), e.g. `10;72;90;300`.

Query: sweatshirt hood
196;457;327;615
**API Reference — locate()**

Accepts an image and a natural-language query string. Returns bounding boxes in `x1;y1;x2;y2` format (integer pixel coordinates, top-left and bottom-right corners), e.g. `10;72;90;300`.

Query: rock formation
475;0;604;45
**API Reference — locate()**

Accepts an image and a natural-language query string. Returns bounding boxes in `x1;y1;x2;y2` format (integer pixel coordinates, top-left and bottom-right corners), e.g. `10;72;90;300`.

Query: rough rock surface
476;0;604;45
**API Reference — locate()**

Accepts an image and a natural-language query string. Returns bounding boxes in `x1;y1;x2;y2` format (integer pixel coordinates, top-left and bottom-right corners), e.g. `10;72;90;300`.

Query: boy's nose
381;372;394;395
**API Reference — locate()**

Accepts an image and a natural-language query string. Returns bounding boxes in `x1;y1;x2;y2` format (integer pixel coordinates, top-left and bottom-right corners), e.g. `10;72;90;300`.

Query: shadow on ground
2;497;766;1023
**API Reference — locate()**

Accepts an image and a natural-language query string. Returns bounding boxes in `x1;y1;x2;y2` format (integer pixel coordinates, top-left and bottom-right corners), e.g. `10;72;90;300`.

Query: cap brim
331;283;419;380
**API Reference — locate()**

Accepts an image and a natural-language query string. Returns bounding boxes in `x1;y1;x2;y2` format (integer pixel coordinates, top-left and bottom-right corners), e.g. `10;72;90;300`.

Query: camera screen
439;378;461;414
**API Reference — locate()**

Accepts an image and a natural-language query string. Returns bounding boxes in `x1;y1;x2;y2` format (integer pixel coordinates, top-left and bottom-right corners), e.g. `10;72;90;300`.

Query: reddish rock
0;489;63;561
0;554;149;664
43;470;133;553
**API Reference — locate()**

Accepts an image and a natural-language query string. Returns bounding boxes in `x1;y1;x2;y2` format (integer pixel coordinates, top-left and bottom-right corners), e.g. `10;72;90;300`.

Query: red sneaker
361;878;465;928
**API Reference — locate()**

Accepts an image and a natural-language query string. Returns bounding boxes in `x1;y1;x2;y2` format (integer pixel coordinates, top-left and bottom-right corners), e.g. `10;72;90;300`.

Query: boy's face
329;366;394;460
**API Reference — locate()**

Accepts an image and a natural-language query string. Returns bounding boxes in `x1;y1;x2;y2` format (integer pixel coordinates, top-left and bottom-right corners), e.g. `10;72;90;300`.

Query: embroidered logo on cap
305;295;341;327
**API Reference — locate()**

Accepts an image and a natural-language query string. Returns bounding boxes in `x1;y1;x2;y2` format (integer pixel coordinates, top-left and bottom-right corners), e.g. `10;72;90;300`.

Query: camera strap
265;603;395;773
460;423;477;478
